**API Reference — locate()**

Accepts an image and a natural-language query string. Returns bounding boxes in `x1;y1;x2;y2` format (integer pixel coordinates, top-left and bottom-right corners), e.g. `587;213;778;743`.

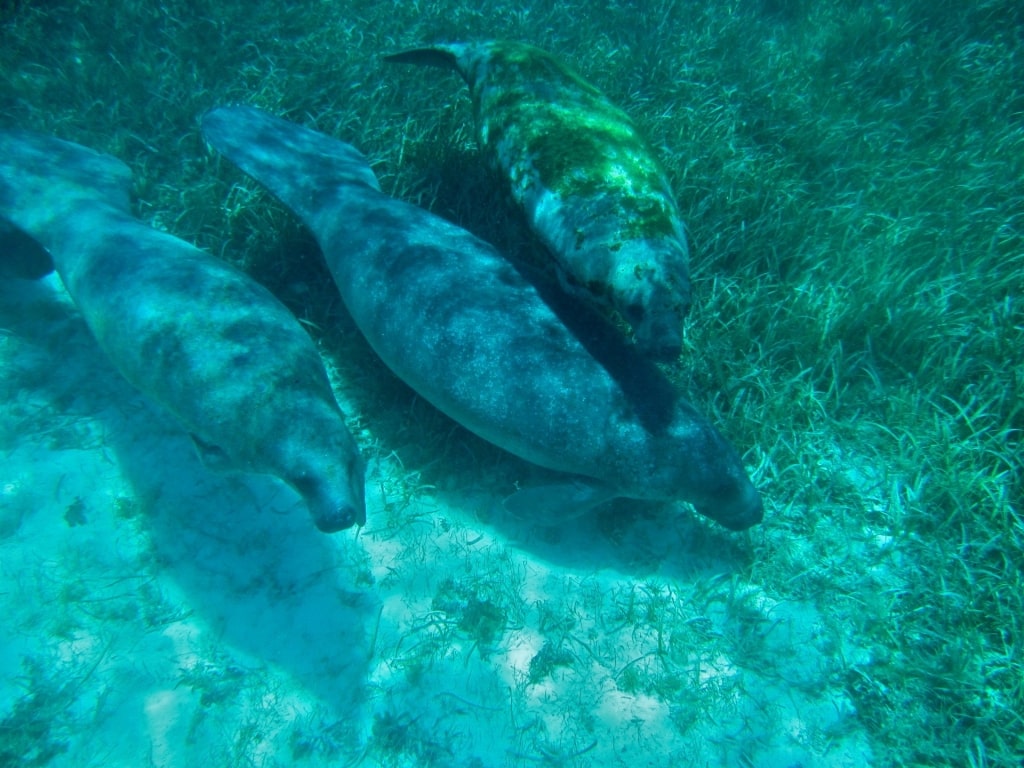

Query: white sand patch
143;688;191;768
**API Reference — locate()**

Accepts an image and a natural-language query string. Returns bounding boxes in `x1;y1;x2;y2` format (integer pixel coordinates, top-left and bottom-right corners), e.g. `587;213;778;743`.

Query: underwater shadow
453;477;753;582
0;277;375;718
510;258;678;433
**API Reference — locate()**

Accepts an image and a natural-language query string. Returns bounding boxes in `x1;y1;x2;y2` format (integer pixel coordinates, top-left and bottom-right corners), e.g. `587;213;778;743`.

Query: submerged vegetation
1;0;1021;764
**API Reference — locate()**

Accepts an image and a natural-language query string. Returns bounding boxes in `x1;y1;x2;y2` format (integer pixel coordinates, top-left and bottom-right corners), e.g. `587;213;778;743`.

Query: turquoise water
1;1;1021;766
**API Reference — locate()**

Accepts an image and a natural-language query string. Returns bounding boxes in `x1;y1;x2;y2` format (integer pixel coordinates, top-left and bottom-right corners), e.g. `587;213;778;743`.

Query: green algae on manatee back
385;40;692;360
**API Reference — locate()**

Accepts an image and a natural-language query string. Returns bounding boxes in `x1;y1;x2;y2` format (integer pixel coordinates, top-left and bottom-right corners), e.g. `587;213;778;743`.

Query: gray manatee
0;128;365;532
201;106;762;530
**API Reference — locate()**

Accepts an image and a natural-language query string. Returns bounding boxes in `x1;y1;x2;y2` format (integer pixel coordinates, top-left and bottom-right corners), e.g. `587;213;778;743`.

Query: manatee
201;106;762;530
0;128;365;532
384;40;692;360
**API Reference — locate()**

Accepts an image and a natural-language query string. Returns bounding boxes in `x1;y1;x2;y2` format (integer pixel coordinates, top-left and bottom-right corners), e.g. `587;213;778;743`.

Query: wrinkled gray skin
0;129;365;532
202;107;762;530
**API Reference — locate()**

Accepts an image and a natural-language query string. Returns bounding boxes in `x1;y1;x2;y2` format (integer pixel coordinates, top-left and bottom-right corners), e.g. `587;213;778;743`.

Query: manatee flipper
502;480;616;521
0;128;366;532
189;434;234;473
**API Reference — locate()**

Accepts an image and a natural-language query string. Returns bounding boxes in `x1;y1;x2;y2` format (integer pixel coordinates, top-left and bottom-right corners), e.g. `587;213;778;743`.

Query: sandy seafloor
0;276;884;767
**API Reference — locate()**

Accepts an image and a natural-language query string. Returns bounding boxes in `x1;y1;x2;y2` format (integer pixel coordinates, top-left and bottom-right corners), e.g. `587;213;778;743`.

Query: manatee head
692;472;764;531
288;443;366;533
647;406;764;530
620;294;685;360
611;241;690;360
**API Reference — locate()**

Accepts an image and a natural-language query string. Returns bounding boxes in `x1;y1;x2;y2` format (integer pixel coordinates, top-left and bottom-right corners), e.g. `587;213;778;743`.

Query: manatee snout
693;471;764;531
631;306;685;360
657;416;763;530
292;452;367;533
313;501;365;533
617;266;688;360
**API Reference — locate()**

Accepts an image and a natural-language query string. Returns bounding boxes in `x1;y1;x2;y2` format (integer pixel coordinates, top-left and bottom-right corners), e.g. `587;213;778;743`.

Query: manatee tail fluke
201;106;381;225
382;46;460;72
0;129;133;248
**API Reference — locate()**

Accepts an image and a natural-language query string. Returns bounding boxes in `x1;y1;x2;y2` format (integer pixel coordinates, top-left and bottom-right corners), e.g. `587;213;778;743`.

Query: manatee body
201;106;761;530
385;40;692;360
0;129;365;532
